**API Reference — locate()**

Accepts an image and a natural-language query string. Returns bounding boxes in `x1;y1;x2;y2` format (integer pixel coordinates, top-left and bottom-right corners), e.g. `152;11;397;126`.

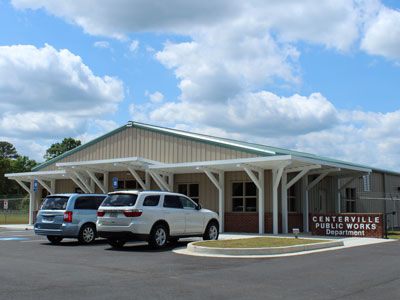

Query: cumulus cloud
361;7;400;61
0;44;124;157
145;90;164;103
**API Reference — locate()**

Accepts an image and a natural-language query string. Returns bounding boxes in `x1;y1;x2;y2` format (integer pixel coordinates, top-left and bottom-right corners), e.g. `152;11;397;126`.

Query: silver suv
35;194;106;244
97;191;219;248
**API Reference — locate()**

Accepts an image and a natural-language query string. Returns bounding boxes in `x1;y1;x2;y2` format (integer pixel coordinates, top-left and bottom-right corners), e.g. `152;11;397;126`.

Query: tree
11;156;38;173
44;138;81;161
0;141;19;159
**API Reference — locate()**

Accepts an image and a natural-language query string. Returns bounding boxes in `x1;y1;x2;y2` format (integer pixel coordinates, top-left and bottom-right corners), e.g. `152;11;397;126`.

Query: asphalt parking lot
0;228;399;300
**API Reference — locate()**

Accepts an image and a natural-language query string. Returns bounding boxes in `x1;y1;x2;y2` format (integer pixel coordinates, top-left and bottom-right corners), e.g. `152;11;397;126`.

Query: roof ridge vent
127;121;134;127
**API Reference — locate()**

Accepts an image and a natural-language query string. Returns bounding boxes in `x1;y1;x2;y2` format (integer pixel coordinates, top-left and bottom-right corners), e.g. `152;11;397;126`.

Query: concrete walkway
0;224;33;230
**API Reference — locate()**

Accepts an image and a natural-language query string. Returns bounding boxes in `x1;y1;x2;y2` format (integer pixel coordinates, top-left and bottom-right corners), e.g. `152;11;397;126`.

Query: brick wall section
224;213;303;233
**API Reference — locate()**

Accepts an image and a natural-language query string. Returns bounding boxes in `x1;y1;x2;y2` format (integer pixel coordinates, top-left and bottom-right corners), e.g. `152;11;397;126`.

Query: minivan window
41;196;69;210
143;195;160;206
102;194;138;207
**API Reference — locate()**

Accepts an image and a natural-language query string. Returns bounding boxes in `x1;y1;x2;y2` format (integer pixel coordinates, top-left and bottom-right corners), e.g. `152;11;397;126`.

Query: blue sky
0;0;399;171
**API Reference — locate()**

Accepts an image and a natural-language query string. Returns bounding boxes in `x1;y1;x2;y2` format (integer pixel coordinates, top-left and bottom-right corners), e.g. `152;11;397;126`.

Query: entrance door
318;190;327;213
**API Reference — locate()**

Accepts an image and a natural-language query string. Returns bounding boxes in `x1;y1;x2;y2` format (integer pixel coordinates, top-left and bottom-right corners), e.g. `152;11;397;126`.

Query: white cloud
145;90;164;103
0;44;124;157
93;41;110;49
129;40;139;52
361;7;400;61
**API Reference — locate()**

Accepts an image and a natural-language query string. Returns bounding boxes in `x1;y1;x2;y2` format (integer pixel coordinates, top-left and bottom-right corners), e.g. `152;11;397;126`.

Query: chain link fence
0;195;30;225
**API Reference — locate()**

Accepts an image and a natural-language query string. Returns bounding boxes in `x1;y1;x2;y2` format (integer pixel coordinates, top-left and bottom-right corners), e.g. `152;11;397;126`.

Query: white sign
3;200;8;210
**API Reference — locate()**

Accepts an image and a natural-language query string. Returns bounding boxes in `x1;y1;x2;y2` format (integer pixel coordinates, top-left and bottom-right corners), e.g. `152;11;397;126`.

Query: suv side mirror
196;204;202;210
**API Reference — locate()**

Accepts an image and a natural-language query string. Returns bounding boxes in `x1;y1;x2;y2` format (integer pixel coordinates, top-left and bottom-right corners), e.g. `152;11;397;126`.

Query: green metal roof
33;121;400;175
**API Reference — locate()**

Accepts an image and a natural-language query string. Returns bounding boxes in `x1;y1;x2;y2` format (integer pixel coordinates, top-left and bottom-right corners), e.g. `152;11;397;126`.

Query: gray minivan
34;194;106;244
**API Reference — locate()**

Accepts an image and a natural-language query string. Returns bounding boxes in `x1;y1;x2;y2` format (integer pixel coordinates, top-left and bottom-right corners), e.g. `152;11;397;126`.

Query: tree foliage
0;141;19;159
44;138;81;161
0;142;38;196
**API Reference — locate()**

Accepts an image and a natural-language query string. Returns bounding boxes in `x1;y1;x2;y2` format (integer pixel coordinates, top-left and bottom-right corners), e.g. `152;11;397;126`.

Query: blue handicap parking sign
33;180;38;192
113;177;118;189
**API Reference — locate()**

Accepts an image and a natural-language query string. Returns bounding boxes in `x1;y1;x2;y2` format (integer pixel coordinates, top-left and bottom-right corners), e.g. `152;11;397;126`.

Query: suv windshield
41;196;69;210
102;194;138;207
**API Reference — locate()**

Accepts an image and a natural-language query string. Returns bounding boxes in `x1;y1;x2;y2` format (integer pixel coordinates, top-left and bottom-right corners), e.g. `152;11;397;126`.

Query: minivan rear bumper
34;223;79;237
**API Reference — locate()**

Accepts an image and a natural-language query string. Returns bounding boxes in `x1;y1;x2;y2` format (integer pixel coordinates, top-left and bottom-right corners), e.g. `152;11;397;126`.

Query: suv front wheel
149;224;168;249
203;221;219;240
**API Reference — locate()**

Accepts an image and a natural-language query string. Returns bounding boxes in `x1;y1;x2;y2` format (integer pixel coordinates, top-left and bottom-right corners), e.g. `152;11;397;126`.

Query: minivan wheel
78;224;96;244
108;238;126;248
203;221;219;240
149;224;168;249
47;235;63;244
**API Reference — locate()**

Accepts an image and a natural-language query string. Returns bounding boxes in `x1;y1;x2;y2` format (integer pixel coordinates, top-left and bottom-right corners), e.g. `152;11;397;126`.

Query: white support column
272;166;285;234
71;176;90;193
258;170;264;234
37;179;52;195
281;172;288;234
86;170;107;194
302;176;309;232
50;179;56;194
29;180;36;225
203;168;225;233
127;166;147;190
104;172;109;193
337;177;341;213
72;170;94;193
145;171;151;190
243;166;265;234
168;174;174;192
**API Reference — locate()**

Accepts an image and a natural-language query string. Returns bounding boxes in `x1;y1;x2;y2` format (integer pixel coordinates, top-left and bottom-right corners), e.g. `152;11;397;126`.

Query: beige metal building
6;121;400;233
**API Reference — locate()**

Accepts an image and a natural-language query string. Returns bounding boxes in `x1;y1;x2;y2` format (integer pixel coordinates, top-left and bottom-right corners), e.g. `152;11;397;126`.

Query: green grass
0;213;29;224
388;231;400;240
194;237;330;248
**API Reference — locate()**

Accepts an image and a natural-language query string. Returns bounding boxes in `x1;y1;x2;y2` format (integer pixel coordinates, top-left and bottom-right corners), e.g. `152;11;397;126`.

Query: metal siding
38;127;259;171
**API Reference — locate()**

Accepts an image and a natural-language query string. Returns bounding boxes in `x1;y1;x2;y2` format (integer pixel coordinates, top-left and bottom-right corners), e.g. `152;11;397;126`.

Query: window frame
231;181;257;212
177;183;199;204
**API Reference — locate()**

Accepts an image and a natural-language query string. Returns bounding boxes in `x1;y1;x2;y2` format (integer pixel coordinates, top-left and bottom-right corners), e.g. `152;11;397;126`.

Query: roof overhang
56;157;160;173
5;170;67;181
148;155;371;175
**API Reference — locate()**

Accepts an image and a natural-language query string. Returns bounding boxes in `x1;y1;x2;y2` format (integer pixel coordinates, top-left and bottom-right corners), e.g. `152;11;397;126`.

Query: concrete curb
187;240;344;256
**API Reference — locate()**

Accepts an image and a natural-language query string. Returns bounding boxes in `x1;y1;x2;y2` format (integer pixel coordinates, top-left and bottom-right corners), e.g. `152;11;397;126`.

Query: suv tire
203;221;219;240
47;235;63;244
78;224;97;244
107;238;126;248
149;224;168;249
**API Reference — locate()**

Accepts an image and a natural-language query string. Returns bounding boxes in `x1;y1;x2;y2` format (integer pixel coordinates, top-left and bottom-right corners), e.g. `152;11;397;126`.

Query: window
179;196;196;210
363;175;370;192
345;188;356;212
178;183;199;203
143;195;160;206
102;194;138;207
232;182;257;212
288;185;296;212
116;179;145;190
163;195;183;209
41;196;69;210
74;197;98;210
